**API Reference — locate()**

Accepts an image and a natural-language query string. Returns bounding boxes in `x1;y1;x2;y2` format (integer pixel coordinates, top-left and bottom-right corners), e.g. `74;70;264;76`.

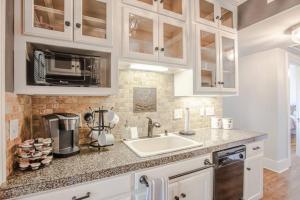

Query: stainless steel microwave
27;45;111;88
46;52;83;77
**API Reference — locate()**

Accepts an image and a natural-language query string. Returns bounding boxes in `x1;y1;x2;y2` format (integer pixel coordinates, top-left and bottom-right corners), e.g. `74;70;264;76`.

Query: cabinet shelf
34;5;64;15
83;15;106;25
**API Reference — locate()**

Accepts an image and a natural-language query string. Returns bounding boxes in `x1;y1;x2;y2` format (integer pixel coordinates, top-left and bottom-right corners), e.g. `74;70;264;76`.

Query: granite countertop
0;128;267;199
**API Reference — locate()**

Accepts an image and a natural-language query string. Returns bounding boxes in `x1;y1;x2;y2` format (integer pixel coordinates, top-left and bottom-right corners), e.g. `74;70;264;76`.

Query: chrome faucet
147;117;161;138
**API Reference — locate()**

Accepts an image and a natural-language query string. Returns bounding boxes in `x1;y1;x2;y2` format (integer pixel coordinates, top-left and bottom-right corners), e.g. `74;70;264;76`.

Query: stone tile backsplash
5;93;32;176
31;70;222;141
6;70;222;176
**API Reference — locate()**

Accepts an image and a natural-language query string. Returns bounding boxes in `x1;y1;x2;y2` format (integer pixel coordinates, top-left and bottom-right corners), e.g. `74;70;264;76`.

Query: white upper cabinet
194;24;237;94
122;7;159;61
74;0;113;46
24;0;73;40
159;15;187;65
219;31;238;92
195;0;218;28
195;24;220;93
122;6;187;65
123;0;187;20
158;0;186;21
24;0;113;46
194;0;237;33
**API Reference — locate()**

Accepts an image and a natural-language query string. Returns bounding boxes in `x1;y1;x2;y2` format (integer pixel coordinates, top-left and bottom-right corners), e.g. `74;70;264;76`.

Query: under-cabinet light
129;64;169;72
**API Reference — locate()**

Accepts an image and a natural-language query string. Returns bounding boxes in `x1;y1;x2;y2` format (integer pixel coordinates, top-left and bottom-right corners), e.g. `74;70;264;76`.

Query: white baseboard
263;157;290;173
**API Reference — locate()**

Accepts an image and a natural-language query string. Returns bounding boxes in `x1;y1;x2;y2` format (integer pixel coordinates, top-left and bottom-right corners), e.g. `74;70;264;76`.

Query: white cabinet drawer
19;175;132;200
246;141;264;158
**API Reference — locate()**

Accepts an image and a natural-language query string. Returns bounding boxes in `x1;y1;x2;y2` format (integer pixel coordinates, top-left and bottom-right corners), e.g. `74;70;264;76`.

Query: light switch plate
199;107;205;116
10;119;19;140
174;109;183;119
205;106;215;116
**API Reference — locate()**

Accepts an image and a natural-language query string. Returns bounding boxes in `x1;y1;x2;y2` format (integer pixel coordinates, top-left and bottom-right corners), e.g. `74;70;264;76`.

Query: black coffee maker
43;113;80;158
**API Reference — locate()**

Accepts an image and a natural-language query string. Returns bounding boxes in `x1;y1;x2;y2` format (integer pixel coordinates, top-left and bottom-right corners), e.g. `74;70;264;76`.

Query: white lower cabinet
134;154;213;200
244;142;264;200
19;175;131;200
170;168;213;200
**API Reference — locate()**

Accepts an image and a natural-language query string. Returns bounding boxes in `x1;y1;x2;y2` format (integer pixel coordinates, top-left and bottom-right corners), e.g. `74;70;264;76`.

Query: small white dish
30;162;41;170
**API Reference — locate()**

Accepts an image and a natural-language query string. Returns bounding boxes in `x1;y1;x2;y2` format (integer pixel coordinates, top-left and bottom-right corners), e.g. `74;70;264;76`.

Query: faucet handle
146;117;152;123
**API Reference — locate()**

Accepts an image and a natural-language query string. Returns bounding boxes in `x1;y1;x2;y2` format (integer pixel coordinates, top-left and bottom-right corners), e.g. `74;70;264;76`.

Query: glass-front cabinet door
158;0;186;20
195;25;220;92
74;0;112;46
195;0;218;27
24;0;73;40
218;2;237;33
123;7;159;61
220;31;237;92
159;16;187;65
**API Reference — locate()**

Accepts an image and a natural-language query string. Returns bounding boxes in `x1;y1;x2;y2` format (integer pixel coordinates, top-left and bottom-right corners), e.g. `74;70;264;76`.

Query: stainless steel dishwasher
213;145;246;200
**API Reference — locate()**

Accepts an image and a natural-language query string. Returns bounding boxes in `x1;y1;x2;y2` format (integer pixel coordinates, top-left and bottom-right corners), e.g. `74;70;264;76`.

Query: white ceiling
238;4;300;56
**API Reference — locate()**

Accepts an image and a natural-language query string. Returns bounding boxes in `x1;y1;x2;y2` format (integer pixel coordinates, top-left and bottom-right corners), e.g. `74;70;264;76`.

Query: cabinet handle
181;193;187;198
247;167;251;171
65;21;71;27
76;23;81;28
139;175;149;187
155;47;159;51
174;196;180;200
161;48;165;52
72;192;91;200
253;146;261;151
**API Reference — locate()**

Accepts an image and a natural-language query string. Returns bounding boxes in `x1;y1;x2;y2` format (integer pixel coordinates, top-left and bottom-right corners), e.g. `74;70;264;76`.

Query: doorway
288;53;300;158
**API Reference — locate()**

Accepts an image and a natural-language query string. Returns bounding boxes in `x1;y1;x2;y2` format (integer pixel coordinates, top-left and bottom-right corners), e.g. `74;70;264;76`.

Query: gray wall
223;48;289;168
238;0;300;30
5;0;14;92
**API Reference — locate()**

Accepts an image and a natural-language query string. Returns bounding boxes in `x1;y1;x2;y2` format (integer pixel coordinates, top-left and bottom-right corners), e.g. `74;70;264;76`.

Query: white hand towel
161;177;169;200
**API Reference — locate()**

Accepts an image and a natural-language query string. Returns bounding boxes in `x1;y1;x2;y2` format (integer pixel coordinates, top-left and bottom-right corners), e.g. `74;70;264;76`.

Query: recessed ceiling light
291;28;300;44
129;64;169;72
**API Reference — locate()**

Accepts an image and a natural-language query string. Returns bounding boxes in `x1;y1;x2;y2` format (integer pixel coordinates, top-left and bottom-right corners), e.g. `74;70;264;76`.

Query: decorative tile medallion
133;87;157;113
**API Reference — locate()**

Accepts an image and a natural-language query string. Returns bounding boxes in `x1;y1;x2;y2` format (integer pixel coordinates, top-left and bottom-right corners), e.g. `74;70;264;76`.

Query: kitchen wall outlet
205;106;215;116
174;109;183;119
199;107;205;116
10;119;19;140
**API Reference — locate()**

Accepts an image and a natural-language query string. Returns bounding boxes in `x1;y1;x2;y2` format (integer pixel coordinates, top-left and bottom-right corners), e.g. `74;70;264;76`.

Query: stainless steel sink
123;133;202;157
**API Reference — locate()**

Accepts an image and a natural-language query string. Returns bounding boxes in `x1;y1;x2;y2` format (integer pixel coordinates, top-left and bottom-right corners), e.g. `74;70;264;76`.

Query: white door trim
0;0;7;183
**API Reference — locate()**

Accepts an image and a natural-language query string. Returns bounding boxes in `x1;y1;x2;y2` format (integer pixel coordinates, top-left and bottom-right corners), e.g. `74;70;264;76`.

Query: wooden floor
263;136;300;200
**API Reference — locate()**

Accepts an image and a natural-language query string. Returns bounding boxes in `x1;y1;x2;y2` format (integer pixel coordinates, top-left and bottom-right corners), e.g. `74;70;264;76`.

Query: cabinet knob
247;167;251;171
161;48;165;52
181;193;187;198
160;0;164;3
253;146;260;151
76;23;82;28
204;159;212;166
216;16;220;20
174;196;180;200
155;47;159;51
65;21;71;27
